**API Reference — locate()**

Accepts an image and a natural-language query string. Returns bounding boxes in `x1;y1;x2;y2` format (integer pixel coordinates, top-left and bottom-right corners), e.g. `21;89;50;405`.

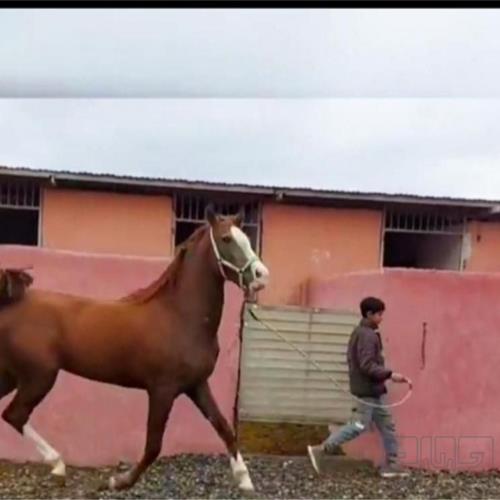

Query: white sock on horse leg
230;451;254;491
23;424;66;476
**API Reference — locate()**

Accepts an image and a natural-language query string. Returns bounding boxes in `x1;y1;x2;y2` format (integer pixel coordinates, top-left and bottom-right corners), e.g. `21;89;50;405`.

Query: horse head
205;205;269;294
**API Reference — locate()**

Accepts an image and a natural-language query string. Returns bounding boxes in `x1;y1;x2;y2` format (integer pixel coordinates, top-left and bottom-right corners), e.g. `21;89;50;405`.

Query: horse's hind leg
2;371;66;477
188;381;254;493
109;386;175;490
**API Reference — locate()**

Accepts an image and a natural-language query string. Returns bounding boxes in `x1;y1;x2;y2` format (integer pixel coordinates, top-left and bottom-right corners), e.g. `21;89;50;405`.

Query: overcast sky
1;9;500;199
2;98;500;200
2;9;500;97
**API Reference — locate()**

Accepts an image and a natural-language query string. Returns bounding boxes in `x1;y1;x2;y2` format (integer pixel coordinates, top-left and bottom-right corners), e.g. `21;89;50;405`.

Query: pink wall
0;246;243;466
308;269;500;472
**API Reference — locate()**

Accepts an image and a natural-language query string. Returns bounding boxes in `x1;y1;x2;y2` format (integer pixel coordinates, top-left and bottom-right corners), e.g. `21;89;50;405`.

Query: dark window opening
383;232;462;270
383;206;465;271
0;178;40;246
0;179;40;208
175;221;202;248
0;208;39;246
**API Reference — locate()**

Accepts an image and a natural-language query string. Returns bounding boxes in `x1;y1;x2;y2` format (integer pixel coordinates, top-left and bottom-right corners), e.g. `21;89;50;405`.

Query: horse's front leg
188;381;254;493
109;386;175;490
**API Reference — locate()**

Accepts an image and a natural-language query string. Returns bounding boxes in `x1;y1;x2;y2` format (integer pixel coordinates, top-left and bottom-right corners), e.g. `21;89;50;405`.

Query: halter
209;227;259;289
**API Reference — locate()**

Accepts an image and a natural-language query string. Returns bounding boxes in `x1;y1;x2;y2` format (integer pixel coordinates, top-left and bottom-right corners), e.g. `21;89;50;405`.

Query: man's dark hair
360;297;385;318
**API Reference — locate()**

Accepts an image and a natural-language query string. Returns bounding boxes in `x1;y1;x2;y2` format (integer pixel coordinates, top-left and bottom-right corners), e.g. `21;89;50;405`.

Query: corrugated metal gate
239;303;358;425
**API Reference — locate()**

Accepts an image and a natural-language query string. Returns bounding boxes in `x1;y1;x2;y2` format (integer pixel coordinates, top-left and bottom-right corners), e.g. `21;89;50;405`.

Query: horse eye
221;235;232;244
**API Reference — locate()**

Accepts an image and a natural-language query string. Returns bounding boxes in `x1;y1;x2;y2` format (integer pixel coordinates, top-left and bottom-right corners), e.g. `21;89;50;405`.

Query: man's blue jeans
323;396;398;464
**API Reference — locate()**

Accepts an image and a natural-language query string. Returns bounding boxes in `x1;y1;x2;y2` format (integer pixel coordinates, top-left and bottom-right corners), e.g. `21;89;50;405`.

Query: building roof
1;164;500;213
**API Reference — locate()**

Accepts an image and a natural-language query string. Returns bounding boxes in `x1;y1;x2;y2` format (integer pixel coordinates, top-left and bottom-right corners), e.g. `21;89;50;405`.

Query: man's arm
356;330;392;381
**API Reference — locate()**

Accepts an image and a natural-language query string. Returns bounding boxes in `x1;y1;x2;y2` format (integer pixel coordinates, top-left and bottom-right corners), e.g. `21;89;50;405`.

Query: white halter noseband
209;228;259;289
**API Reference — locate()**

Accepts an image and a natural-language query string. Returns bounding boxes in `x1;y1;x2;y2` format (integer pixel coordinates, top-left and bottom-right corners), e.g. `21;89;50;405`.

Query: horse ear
233;208;245;228
205;203;217;226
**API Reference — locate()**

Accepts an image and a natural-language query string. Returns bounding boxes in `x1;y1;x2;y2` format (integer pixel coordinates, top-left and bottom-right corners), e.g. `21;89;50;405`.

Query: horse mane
121;224;208;304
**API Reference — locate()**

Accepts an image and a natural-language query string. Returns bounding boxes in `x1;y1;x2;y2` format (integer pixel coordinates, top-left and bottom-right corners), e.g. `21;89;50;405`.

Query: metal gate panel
239;303;358;425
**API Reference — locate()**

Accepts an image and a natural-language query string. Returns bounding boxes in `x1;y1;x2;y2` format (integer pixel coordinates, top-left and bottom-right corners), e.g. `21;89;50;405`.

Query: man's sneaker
307;445;324;475
379;463;409;478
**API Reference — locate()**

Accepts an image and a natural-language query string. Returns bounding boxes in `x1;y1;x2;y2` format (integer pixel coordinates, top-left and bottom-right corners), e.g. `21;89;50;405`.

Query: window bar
197;196;201;220
194;195;200;221
13;182;18;207
191;194;196;220
183;194;188;220
190;194;195;221
185;195;191;220
179;195;183;219
182;195;188;220
175;195;183;219
4;181;8;205
30;182;35;207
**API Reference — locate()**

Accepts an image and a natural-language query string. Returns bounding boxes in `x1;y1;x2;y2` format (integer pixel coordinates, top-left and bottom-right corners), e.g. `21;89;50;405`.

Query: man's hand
391;372;407;383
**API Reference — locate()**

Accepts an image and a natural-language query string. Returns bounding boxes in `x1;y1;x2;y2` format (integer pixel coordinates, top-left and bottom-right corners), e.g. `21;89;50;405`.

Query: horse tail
0;268;34;308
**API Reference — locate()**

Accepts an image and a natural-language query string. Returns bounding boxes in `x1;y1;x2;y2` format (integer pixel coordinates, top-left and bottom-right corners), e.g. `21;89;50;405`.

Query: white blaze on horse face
230;451;255;491
230;226;269;291
23;424;66;477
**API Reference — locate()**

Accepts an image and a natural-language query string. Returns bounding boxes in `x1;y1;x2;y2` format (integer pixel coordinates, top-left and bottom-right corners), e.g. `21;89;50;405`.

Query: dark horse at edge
0;206;269;492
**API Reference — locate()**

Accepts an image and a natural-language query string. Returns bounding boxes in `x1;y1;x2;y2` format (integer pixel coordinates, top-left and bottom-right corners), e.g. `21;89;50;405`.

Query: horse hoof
239;484;257;499
109;472;132;491
49;458;66;486
109;476;121;490
51;458;66;477
50;473;66;487
238;474;255;494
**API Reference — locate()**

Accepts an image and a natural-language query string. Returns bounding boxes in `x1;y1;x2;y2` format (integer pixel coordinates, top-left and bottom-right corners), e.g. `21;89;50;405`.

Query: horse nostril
255;270;262;279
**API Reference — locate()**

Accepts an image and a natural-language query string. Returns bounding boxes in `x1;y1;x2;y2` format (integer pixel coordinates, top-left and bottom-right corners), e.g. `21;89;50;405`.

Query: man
307;296;409;478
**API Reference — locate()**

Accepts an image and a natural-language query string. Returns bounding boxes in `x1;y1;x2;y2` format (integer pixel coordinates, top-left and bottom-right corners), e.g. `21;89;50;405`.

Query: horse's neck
162;234;225;329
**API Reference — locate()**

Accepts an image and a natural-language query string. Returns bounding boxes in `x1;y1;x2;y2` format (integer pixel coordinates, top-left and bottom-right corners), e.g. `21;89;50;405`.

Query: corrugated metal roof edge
1;164;499;209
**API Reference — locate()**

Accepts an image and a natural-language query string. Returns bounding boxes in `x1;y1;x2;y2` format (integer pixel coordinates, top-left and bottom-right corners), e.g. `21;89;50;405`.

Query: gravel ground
1;455;500;499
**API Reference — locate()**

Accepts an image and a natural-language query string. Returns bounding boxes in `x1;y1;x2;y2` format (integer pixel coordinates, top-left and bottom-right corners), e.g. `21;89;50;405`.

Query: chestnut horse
0;206;269;492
